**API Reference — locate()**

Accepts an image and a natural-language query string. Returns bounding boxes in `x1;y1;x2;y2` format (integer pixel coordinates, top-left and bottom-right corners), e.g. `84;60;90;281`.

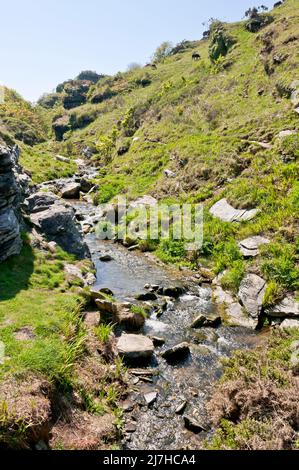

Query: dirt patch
50;410;116;450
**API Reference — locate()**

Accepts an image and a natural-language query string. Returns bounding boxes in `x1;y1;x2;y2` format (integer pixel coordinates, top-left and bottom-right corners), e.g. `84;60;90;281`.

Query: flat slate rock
266;295;299;318
238;236;270;257
238;274;266;319
209;198;259;223
117;334;154;361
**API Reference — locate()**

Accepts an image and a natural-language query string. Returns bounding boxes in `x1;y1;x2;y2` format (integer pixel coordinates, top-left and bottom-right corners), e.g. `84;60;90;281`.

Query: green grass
94;323;114;344
0;241;85;383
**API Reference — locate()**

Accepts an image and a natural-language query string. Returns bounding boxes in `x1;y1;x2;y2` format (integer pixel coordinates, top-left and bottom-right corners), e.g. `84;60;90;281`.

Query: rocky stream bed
68;198;263;450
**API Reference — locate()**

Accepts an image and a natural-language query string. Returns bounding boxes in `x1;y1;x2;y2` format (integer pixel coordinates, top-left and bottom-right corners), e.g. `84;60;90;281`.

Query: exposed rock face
25;192;89;259
238;236;270;258
265;296;299;318
60;182;81;199
0;145;29;263
238;274;266;319
210;198;259;222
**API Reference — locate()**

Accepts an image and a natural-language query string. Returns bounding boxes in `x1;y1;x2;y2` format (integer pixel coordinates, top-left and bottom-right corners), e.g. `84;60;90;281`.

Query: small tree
245;6;272;32
76;70;104;83
152;41;173;63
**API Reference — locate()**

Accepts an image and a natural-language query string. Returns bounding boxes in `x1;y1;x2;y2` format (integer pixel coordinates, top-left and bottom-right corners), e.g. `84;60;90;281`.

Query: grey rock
280;319;299;330
100;254;113;262
161;342;190;362
164;169;177;178
61;182;81;199
144;391;157;405
136;292;157;301
278;130;296;138
158;286;185;298
151;336;166;346
266;295;299;318
238;274;266;319
183;415;209;433
117;334;154;361
55;155;70;163
191;314;221;329
238;236;270;258
95;299;117;315
210;198;259;223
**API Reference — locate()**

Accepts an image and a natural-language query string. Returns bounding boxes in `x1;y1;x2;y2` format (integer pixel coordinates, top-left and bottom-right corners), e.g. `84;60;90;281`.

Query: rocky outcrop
210;198;259;222
25;192;89;259
0;145;30;263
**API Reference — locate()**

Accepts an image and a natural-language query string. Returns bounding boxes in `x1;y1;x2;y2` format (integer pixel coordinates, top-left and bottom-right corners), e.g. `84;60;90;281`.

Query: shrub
245;7;273;33
220;260;245;293
263;281;284;308
260;242;299;290
76;70;105;83
152;41;173;63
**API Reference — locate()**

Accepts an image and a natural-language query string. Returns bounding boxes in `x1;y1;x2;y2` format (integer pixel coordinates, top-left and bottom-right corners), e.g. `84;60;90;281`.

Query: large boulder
238;274;266;319
265;296;299;318
116;334;154;362
27;193;89;259
209;198;259;222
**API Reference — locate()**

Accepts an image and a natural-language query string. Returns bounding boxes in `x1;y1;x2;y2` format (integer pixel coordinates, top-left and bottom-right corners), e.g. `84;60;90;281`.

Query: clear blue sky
0;0;275;102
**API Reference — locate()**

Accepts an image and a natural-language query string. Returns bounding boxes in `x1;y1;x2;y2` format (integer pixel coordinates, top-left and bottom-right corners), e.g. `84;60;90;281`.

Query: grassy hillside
0;0;298;449
36;0;299;300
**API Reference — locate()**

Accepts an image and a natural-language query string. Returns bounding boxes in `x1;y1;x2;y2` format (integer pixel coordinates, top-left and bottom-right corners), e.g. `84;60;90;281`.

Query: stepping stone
117;334;154;361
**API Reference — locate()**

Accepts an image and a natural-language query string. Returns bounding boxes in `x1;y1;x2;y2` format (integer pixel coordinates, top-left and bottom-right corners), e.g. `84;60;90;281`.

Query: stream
70;198;263;450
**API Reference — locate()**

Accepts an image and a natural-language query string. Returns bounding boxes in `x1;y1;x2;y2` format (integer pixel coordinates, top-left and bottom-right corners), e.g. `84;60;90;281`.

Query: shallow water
72;199;263;450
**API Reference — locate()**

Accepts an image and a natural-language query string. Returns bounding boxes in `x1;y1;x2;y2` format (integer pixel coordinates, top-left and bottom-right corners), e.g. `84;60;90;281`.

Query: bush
209;24;235;62
76;70;105;83
152;41;173;63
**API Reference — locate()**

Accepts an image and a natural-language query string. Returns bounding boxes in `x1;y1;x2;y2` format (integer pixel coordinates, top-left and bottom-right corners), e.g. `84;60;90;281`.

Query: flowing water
71;198;263;450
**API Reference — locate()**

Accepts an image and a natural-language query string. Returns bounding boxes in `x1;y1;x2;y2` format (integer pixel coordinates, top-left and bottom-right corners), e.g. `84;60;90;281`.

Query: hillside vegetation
33;0;299;295
0;0;298;450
